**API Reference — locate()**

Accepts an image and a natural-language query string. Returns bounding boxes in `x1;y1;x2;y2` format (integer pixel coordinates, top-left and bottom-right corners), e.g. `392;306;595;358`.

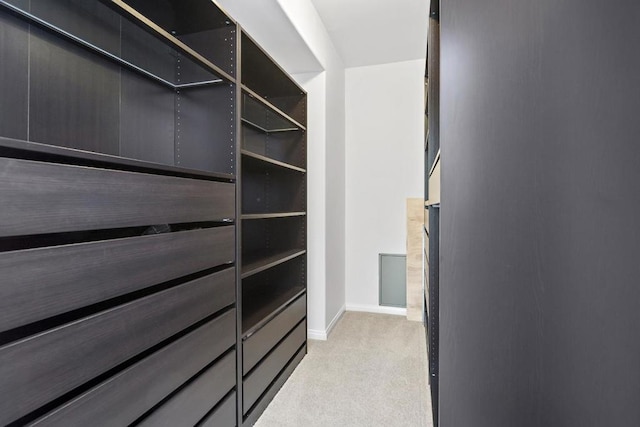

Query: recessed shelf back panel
242;93;300;132
242;256;306;334
242;125;306;170
241;32;306;126
242;160;306;214
242;216;306;257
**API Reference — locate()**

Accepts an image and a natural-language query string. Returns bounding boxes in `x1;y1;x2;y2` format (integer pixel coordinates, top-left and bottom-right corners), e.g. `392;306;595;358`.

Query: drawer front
0;226;234;333
0;268;235;425
31;310;236;426
0;156;235;238
243;294;306;375
139;351;236;427
199;391;236;427
243;320;306;414
243;344;306;427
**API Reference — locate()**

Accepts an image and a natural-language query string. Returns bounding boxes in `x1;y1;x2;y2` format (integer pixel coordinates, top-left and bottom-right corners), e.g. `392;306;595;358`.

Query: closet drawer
199;391;236;427
243;320;306;413
0;268;235;426
243;344;306;427
0;156;235;238
0;226;234;333
138;351;236;427
30;309;235;426
243;294;306;374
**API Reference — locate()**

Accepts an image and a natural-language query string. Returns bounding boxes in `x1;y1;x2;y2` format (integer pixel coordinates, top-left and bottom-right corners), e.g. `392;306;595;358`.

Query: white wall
279;0;347;338
291;71;327;336
345;59;425;313
322;50;346;332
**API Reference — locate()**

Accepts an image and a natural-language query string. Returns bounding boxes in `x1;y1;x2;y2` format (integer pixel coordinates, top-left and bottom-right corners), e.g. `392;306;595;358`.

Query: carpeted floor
254;312;433;427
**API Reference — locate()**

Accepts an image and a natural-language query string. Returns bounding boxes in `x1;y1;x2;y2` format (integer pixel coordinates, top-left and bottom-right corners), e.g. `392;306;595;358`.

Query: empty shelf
242;87;306;132
242;249;306;279
242;288;306;336
242;212;306;220
241;150;306;173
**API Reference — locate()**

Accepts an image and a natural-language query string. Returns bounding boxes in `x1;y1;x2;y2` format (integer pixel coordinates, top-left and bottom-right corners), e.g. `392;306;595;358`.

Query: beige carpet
254;312;433;427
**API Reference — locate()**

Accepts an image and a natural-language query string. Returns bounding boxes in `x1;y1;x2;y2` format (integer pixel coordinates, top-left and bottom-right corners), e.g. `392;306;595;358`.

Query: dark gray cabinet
239;31;308;426
431;0;640;426
0;1;305;426
424;1;440;426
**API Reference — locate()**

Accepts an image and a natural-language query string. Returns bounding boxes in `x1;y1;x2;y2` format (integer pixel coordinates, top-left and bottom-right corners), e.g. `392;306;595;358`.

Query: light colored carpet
254;312;433;427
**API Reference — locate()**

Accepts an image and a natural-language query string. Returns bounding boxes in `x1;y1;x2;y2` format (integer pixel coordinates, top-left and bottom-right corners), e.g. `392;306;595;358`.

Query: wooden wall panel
406;198;424;321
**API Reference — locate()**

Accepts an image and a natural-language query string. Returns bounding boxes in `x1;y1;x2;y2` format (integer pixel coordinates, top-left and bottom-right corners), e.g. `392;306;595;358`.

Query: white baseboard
307;305;346;341
345;304;407;316
326;304;346;337
307;328;327;341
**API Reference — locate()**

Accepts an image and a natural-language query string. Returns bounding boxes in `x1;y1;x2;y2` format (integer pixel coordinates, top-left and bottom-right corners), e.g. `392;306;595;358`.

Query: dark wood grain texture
120;71;175;166
242;345;305;427
0;157;235;237
138;351;236;426
241;249;306;279
242;320;306;413
176;84;236;175
30;310;235;426
0;268;235;425
243;294;306;374
28;25;120;155
178;26;236;78
29;0;121;56
0;227;234;333
440;1;640;426
199;391;237;427
0;11;28;140
241;159;306;214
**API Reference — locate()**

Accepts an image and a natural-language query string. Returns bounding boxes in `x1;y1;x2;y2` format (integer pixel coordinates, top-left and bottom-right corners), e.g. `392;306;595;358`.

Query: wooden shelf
242;212;306;220
242;288;306;337
241;150;306;173
0;0;233;88
242;249;306;279
0;137;235;182
242;86;306;132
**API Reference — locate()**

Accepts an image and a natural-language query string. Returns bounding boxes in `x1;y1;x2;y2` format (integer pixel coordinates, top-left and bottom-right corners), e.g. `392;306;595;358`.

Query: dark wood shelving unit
242;249;307;279
239;29;307;427
0;1;239;426
242;212;307;220
241;149;307;173
0;2;307;426
242;286;307;338
424;1;439;426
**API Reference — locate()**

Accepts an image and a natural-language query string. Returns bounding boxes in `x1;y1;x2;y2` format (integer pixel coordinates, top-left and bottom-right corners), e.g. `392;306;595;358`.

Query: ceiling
216;0;323;74
310;0;430;67
216;0;430;74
